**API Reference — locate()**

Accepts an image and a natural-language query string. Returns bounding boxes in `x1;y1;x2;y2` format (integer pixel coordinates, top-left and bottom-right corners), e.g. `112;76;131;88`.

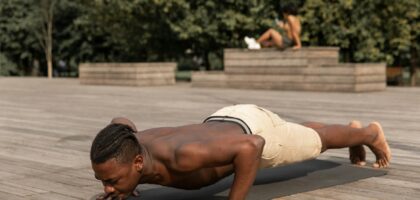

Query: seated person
245;4;302;50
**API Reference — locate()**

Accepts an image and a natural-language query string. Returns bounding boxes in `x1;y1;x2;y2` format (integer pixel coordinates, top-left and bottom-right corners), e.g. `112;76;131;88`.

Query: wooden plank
28;192;81;200
355;63;386;75
1;78;420;199
224;47;339;53
191;72;226;81
225;66;309;75
191;72;227;87
224;48;339;62
225;66;385;76
330;179;420;200
79;62;176;68
0;155;67;176
224;74;385;84
307;58;338;65
226;82;356;92
274;193;335;200
79;62;176;87
80;77;175;86
191;81;228;88
354;83;386;92
288;187;378;200
321;63;385;75
0;181;48;197
8;177;97;199
79;72;174;79
0;143;89;168
227;81;385;92
192;82;385;92
0;191;27;200
79;66;175;73
225;50;309;59
225;58;308;67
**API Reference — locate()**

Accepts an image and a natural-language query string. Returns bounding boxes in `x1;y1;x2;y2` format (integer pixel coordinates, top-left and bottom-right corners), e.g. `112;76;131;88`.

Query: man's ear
133;154;144;172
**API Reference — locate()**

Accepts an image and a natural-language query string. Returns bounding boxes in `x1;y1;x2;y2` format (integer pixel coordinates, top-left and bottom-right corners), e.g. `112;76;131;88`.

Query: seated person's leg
267;29;283;48
257;29;283;48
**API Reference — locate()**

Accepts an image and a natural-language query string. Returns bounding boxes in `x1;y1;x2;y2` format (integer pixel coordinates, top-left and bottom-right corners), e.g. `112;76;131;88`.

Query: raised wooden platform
192;48;386;92
79;62;176;86
0;78;419;199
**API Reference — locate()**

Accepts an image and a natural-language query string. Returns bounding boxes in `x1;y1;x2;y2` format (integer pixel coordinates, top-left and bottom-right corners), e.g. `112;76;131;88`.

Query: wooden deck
0;77;419;200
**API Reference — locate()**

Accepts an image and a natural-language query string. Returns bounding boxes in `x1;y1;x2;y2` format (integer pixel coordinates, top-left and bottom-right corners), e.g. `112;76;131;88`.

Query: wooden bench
79;63;176;86
192;48;386;92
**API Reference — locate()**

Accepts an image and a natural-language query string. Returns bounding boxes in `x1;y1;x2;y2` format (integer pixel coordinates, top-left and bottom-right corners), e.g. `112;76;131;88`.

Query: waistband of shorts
203;116;252;134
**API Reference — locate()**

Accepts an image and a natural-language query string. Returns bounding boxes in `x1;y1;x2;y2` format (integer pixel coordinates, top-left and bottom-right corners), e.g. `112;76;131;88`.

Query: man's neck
138;145;163;184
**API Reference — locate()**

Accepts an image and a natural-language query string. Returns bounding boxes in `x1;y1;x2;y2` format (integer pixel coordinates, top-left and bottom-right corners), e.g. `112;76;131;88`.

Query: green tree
2;0;417;83
81;0;278;70
1;0;94;77
164;0;277;70
300;0;419;85
0;53;17;75
0;0;39;75
33;0;57;78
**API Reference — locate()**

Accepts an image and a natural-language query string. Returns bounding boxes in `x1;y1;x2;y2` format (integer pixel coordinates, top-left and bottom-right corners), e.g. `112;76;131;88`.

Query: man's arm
229;136;264;200
173;135;264;200
110;117;138;132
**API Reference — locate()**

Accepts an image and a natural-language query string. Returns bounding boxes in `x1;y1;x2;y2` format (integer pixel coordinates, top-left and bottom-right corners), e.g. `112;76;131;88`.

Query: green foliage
81;0;277;69
1;0;418;76
300;0;420;65
0;53;18;75
0;0;40;75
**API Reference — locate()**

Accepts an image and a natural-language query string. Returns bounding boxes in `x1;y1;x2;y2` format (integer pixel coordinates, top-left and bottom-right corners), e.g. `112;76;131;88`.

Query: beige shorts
204;104;322;168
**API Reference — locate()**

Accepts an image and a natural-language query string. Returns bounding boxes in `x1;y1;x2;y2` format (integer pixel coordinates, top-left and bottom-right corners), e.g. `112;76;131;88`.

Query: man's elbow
243;136;265;154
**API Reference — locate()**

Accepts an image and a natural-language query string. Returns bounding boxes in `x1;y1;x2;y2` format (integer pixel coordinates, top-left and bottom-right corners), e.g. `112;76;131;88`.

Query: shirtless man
91;104;391;200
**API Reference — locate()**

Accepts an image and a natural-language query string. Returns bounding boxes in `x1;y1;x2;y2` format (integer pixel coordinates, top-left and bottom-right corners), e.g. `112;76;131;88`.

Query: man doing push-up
90;104;391;200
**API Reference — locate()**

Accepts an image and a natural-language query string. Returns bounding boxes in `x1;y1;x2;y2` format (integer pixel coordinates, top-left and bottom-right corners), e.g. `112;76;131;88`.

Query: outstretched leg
303;121;391;168
303;121;366;166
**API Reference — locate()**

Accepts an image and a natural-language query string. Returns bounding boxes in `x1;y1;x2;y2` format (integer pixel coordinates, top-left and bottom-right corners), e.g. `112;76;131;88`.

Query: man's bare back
136;121;257;189
90;105;391;200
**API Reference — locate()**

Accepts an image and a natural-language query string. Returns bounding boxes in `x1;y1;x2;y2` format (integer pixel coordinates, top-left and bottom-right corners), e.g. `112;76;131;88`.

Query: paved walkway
0;78;419;199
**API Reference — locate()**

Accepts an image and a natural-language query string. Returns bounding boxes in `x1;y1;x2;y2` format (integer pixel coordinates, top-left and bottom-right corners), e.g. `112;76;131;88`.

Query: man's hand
132;189;140;197
95;192;111;200
95;193;129;200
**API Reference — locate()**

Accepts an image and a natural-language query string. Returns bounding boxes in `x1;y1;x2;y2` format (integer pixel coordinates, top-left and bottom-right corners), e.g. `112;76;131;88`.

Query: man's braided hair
90;123;142;164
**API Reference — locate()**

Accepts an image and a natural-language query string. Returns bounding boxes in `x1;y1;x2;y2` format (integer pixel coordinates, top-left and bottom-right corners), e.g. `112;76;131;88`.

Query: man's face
92;157;141;199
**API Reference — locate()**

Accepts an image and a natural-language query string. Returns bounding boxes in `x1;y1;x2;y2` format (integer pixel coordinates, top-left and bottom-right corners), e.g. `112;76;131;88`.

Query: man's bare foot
367;122;391;168
348;121;366;166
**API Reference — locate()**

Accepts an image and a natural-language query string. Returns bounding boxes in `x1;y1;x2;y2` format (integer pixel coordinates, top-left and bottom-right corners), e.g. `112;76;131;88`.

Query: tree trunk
46;0;54;79
47;56;52;78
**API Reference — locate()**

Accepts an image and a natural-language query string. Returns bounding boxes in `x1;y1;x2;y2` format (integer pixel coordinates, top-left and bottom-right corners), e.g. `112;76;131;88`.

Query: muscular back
136;121;262;189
